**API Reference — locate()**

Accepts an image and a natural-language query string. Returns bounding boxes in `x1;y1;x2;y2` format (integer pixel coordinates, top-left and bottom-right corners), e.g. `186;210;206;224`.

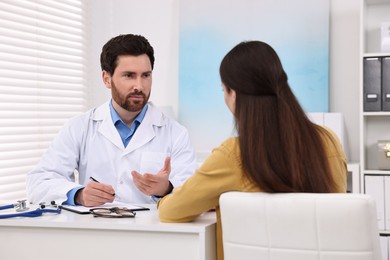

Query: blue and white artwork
179;0;330;153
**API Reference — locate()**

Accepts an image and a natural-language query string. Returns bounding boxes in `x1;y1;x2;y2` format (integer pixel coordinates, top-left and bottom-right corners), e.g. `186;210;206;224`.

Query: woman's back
158;125;347;260
158;40;348;260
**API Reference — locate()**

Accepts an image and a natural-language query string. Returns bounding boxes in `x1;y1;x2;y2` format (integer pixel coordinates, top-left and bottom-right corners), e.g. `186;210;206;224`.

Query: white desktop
0;203;216;260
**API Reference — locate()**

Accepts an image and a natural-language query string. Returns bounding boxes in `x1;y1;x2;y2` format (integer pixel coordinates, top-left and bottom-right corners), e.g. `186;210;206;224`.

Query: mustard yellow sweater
158;127;347;260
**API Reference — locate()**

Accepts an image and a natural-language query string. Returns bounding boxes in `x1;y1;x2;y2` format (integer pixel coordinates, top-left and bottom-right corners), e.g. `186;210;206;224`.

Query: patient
157;41;347;260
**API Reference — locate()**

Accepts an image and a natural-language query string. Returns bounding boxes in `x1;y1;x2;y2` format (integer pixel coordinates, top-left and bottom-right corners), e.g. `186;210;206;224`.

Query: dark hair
100;34;155;75
219;41;337;193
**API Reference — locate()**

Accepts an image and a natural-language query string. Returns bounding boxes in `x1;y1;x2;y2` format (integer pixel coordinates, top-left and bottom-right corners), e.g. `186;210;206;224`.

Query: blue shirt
64;101;148;205
109;100;148;147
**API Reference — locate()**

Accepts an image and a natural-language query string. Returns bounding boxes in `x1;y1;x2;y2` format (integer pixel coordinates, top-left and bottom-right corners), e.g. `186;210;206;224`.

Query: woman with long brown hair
157;41;347;260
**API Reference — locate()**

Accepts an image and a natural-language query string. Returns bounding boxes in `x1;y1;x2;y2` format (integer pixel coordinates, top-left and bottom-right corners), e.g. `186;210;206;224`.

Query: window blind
0;0;87;200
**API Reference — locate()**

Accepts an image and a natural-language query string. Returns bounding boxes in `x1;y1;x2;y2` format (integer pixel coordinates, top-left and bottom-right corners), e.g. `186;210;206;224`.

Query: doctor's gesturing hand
75;181;115;207
131;156;172;197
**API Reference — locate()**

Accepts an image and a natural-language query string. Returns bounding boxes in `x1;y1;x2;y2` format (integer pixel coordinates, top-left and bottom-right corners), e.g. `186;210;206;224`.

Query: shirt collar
109;100;148;126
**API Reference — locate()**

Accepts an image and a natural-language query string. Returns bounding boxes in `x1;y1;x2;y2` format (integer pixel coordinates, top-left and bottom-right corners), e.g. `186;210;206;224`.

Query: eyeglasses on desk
90;207;136;218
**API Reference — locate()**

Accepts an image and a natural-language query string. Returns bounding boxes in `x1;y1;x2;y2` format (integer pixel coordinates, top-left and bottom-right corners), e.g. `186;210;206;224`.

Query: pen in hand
89;176;100;183
89;176;117;198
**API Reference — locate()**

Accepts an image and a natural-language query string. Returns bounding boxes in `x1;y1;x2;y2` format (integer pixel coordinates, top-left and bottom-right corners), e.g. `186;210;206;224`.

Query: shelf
363;2;390;53
364;170;390;175
363;112;390;116
380;231;390;235
361;0;390;239
363;52;390;58
366;0;390;4
361;0;390;173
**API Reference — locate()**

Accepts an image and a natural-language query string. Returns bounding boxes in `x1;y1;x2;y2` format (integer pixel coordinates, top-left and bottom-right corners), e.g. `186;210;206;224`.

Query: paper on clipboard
60;201;149;214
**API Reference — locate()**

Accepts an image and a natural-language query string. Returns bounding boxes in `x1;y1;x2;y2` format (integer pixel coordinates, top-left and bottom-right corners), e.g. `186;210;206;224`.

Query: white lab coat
26;102;197;205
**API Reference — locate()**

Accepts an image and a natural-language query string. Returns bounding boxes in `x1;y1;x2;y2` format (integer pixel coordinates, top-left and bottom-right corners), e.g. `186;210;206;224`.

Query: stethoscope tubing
0;208;61;219
0;204;14;210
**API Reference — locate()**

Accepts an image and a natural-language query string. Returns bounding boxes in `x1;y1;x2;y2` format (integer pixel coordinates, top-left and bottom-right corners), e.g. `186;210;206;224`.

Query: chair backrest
220;192;381;260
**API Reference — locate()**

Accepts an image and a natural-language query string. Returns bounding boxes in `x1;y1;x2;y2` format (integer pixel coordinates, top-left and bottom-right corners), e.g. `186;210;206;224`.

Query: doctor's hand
131;156;172;197
75;181;115;207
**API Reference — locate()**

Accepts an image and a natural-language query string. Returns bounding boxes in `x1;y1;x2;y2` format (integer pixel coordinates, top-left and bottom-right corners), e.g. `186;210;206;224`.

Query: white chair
220;192;381;260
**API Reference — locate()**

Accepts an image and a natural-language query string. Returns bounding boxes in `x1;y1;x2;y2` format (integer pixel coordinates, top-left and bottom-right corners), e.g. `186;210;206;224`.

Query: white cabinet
381;236;389;260
360;0;390;237
365;175;389;230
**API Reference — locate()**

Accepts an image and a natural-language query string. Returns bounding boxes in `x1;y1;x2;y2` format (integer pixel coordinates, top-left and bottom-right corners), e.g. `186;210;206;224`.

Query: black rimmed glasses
90;207;136;218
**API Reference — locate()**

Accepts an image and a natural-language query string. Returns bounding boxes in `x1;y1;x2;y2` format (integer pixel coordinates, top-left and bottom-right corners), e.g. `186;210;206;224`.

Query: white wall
85;0;361;163
84;0;180;116
329;0;360;163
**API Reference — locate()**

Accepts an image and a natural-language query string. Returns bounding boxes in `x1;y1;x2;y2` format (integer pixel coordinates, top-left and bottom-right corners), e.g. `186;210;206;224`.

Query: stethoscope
0;199;61;219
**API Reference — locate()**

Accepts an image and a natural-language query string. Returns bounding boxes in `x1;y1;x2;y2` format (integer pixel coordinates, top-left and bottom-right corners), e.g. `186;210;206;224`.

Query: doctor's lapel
124;105;165;155
94;105;124;150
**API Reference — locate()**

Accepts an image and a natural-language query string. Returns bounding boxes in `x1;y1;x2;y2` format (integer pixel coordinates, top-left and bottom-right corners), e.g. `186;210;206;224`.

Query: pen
89;176;117;197
89;176;100;183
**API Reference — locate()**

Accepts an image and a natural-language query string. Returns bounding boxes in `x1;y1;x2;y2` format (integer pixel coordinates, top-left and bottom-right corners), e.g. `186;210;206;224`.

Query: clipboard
59;205;92;214
59;203;150;215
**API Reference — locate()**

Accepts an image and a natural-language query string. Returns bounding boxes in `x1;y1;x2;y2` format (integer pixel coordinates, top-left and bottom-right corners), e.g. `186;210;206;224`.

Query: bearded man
26;34;197;206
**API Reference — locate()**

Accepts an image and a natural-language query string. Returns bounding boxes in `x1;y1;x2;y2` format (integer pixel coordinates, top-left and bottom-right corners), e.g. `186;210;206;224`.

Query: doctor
26;34;197;207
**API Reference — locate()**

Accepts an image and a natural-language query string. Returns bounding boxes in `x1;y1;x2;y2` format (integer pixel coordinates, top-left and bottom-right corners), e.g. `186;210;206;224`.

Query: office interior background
86;0;361;162
0;0;363;200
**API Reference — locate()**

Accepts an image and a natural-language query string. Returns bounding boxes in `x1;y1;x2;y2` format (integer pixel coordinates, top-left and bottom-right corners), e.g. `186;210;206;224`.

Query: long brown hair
219;41;337;193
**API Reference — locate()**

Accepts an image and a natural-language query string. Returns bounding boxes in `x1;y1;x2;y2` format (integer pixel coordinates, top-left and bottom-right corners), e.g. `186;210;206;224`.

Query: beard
111;80;150;112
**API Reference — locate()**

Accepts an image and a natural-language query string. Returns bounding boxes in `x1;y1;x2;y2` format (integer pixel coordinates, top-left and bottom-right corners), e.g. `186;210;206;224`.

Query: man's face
104;54;152;112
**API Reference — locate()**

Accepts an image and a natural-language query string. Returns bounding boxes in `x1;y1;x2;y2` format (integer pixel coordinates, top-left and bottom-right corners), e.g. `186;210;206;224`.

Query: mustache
126;91;146;98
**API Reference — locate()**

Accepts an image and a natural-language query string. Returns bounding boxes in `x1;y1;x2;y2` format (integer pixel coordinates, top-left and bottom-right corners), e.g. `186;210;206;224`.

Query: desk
0;204;216;260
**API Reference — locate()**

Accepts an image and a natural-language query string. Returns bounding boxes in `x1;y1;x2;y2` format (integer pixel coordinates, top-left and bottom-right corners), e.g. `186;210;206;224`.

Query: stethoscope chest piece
15;200;29;212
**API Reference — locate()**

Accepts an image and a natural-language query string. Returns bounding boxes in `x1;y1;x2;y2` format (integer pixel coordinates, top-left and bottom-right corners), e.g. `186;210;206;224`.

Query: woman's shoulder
218;137;239;152
316;125;346;157
316;125;339;142
206;137;240;163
